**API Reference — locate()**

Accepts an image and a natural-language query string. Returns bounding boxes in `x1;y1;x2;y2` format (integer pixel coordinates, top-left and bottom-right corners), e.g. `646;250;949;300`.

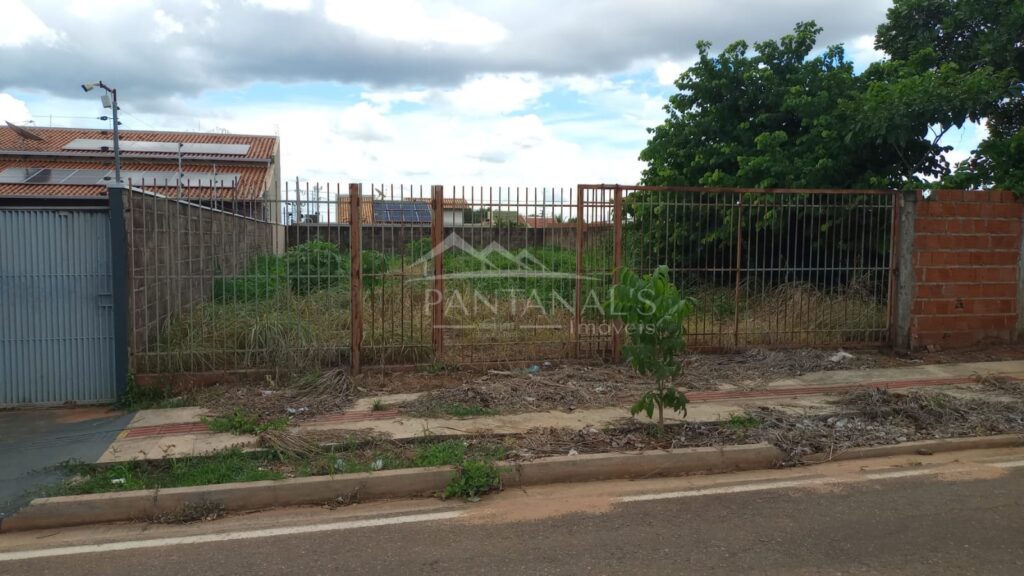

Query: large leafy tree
633;23;898;282
641;22;908;189
875;0;1024;192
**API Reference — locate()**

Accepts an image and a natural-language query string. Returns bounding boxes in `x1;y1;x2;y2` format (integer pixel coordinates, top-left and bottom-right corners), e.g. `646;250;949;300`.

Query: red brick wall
911;189;1023;349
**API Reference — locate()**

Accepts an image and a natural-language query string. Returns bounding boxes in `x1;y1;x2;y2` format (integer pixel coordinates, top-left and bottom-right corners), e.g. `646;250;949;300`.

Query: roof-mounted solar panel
0;167;41;183
63;139;251;156
26;169;78;184
0;167;240;188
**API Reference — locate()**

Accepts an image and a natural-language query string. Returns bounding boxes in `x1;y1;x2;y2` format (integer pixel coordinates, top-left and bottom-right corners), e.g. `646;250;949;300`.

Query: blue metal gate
0;207;115;405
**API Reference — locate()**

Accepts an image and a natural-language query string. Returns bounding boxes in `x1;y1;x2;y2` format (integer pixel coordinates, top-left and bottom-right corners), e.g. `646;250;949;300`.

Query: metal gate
0;207;116;405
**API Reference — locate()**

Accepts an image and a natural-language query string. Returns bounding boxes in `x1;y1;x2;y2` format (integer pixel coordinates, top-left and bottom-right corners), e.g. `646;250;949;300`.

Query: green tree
633;23;897;277
875;0;1024;192
641;22;907;190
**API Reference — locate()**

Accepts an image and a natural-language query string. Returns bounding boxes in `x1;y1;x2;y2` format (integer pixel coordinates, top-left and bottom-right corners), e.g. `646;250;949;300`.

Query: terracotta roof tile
336;195;375;224
0;159;270;200
0;126;277;160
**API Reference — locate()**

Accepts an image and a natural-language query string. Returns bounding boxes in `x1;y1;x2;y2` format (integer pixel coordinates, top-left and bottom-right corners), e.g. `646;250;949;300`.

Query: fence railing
123;181;897;375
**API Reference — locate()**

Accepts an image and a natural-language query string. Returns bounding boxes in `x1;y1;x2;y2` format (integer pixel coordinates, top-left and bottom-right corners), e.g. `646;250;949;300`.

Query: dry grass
683;282;886;347
147;272;887;372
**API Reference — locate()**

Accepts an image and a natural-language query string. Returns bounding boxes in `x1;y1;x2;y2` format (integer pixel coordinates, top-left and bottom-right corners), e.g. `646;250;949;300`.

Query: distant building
523;216;574;229
0;125;281;220
442;198;469;226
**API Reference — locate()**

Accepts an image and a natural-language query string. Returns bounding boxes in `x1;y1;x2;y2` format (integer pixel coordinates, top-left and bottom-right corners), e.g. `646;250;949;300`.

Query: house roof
443;198;470;209
0;159;271;200
335;195;375;224
0;126;278;201
0;126;277;160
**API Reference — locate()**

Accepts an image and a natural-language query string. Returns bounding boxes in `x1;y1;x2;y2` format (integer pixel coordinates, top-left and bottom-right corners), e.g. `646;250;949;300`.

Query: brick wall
127;190;278;369
910;189;1023;348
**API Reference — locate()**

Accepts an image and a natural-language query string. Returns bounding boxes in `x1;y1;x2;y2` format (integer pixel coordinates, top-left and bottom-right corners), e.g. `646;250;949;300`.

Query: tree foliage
875;0;1024;193
641;22;910;190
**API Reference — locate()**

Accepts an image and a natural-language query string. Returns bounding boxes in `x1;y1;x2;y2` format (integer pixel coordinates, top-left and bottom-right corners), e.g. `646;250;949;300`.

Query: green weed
726;413;760;430
50;450;282;497
443;404;498;418
203;409;290;435
443;459;502;500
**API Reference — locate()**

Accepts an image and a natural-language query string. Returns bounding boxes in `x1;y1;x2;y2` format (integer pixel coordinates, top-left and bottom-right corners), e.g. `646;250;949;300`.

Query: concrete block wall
126;191;277;367
909;189;1023;349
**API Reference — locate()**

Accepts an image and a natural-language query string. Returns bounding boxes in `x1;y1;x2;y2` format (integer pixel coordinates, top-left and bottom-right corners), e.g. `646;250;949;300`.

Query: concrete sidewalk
94;360;1024;463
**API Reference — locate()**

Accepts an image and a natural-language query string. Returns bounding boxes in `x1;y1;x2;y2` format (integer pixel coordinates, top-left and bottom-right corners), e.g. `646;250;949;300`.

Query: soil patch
195;369;354;421
399;348;894;415
682;348;891;390
401;364;650;416
501;387;1024;465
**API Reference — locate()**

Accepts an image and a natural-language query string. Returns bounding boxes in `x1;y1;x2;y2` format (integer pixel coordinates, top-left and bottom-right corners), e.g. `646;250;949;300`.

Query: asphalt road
2;448;1023;575
0;407;131;519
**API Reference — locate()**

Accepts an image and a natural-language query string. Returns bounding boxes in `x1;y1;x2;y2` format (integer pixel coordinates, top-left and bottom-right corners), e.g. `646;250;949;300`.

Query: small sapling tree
609;265;694;432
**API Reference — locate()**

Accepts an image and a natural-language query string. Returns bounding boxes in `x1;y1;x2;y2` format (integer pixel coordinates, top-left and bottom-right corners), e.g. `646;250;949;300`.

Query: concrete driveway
0;407;133;519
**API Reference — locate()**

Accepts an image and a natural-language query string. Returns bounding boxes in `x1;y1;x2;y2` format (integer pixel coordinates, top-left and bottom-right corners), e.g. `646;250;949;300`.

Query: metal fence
125;182;897;376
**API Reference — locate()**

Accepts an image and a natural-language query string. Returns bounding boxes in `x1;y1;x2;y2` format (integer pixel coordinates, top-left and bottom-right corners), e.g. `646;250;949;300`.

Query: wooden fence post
349;184;363;374
431;184;445;362
611;185;623;362
733;194;744;348
574;185;585;358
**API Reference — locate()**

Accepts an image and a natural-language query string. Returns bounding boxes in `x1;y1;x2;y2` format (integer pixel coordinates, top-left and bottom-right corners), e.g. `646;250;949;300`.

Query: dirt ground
389;345;1019;416
196;343;1024;420
195;369;354;421
486;379;1024;465
294;379;1024;468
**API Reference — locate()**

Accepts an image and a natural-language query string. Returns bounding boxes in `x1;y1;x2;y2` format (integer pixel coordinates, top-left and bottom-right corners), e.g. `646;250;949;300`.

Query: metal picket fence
123;182;897;376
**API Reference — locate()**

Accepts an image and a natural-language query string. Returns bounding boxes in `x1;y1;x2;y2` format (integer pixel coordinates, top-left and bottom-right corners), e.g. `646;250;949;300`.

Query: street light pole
81;81;122;185
109;86;121;185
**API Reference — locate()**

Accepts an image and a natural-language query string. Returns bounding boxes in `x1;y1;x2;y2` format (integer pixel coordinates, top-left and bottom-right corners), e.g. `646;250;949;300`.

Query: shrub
213;254;287;304
443;459;501;500
284;240;347;295
609;265;695;431
405;237;433;261
203;408;290;435
361;250;390;287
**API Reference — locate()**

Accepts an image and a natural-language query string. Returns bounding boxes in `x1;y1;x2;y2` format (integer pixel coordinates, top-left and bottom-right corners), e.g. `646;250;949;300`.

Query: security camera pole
81;81;121;185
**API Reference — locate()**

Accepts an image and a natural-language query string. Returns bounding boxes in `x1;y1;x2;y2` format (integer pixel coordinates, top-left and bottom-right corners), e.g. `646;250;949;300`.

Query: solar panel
373;201;432;223
26;169;77;184
0;167;41;183
63;139;251;156
0;167;239;188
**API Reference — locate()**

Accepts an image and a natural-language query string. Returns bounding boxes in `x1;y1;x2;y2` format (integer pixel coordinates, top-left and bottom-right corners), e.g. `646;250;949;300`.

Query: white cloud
64;0;152;20
0;1;59;47
654;60;687;86
324;0;507;47
153;9;185;41
846;34;885;67
560;75;615;95
0;93;33;123
444;74;547;115
360;89;431;112
942;121;989;168
244;0;311;12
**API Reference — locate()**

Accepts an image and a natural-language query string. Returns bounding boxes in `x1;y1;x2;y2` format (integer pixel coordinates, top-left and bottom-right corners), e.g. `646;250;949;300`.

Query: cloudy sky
0;0;985;186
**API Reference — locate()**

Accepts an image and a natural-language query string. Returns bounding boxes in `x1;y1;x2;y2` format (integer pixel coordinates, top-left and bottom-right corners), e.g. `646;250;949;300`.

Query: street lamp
81;81;122;185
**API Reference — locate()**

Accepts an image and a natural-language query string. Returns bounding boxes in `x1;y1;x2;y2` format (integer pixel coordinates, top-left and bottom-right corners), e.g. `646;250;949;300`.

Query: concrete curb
3;435;1021;532
800;434;1024;464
